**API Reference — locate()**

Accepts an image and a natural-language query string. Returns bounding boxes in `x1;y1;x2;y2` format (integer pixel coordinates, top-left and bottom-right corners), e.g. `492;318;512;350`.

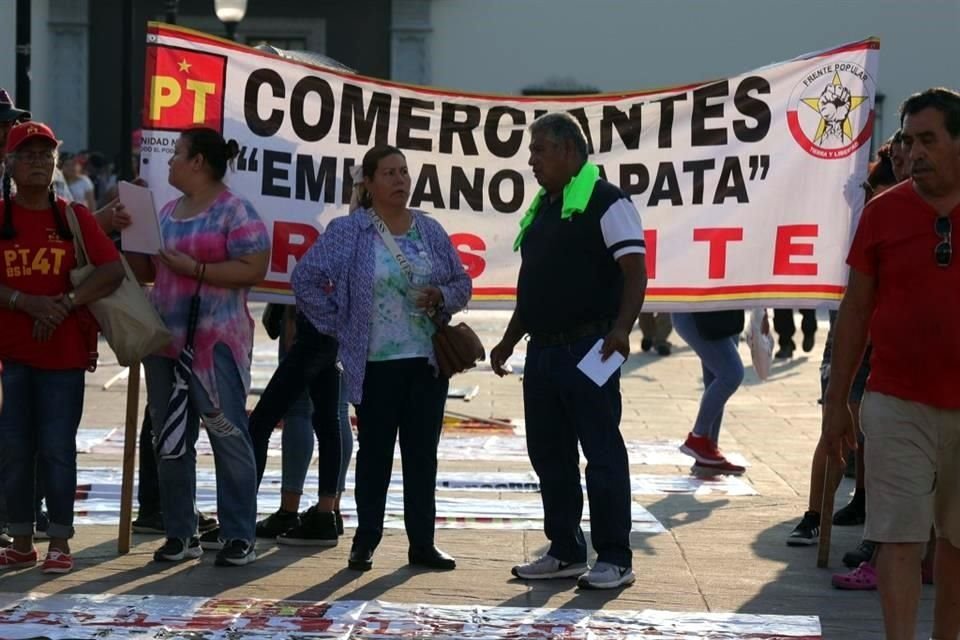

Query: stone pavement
0;309;930;638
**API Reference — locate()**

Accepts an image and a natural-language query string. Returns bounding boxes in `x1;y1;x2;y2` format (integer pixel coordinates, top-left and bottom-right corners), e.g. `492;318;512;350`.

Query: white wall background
429;0;960;141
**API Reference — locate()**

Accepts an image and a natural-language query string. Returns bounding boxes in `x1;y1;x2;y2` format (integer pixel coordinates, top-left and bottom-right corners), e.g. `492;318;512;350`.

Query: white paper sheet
118;181;162;254
576;338;625;386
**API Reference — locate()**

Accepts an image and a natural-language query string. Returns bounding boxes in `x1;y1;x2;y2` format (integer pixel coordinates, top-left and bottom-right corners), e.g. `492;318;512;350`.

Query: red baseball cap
4;121;58;155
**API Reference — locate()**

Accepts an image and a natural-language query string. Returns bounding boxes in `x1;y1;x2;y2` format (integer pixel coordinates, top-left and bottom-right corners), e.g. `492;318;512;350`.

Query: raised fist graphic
818;84;852;140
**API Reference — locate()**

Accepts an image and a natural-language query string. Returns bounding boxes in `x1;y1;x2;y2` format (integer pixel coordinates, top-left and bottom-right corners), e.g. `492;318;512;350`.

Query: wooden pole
817;458;840;568
117;364;140;554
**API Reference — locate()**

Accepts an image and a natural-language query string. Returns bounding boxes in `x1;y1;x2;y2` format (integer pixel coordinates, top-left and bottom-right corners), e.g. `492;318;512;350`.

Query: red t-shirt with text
0;199;120;370
846;180;960;409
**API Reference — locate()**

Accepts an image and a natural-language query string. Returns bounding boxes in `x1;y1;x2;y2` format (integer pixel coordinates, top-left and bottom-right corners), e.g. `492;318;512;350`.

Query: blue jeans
144;343;258;543
278;337;319;495
0;362;85;539
523;335;632;568
672;312;744;443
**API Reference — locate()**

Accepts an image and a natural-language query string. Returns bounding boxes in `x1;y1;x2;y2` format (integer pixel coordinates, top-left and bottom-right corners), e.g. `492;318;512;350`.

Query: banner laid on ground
0;594;822;639
140;23;878;309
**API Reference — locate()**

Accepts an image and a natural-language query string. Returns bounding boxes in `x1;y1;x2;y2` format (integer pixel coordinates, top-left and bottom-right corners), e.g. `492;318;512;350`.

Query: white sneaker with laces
576;562;636;589
511;554;587;580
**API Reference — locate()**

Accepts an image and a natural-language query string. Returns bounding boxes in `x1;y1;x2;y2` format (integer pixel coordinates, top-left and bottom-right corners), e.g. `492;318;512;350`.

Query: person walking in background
673;311;746;476
638;312;672;356
773;308;817;359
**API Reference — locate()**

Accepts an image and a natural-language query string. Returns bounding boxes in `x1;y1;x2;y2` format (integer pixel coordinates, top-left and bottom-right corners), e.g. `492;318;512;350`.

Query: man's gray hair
530;112;588;159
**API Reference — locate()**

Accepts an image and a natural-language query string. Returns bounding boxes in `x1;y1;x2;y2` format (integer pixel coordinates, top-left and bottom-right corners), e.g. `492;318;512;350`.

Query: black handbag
693;310;745;340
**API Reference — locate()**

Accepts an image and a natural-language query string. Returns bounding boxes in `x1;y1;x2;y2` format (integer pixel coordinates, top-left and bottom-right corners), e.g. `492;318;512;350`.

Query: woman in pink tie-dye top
125;127;269;568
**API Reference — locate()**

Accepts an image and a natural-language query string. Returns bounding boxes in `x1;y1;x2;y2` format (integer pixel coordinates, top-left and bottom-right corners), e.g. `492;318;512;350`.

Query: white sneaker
511;554;587;580
576;562;636;589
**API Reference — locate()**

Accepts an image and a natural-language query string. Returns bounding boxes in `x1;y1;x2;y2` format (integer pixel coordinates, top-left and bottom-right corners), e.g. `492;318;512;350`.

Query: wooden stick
817;457;839;568
117;364;141;555
443;410;516;430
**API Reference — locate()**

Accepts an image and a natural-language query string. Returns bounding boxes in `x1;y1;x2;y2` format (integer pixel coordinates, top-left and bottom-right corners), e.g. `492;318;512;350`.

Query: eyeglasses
15;150;55;164
935;216;952;268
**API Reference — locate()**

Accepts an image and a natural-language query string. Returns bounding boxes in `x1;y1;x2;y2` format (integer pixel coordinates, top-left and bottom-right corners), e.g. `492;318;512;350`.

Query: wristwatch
66;291;77;308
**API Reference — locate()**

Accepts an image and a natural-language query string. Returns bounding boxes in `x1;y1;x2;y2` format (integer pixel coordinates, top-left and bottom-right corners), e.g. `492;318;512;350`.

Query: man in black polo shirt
491;112;647;590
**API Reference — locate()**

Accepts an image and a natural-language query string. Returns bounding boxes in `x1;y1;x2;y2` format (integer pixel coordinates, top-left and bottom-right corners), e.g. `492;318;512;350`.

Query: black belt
529;320;613;347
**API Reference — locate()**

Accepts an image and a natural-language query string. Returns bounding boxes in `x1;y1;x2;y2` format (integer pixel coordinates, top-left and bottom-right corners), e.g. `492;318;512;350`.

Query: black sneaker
277;507;338;547
786;511;820;546
640;337;653;352
256;509;300;538
842;540;877;568
198;512;219;534
153;537;202;562
802;332;815;353
335;510;344;536
832;498;866;526
132;512;165;534
655;343;672;356
215;539;257;567
199;527;224;550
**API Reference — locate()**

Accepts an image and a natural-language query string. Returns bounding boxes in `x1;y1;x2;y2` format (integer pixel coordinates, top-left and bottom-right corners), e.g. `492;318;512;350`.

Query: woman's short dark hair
181;127;240;181
358;145;405;208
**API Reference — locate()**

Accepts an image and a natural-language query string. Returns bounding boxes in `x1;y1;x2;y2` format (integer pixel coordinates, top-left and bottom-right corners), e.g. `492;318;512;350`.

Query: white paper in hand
118;181;162;254
576;338;626;386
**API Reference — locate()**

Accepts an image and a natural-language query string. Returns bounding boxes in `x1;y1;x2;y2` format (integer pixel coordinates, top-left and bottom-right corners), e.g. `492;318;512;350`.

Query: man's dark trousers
522;334;632;568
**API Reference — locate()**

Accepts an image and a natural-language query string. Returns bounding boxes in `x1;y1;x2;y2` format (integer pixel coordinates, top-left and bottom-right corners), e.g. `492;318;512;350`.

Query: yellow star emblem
177;59;192;73
801;72;868;144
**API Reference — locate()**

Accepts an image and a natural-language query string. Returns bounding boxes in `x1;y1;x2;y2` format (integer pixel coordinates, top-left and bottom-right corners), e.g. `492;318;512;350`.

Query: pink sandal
832;562;877;590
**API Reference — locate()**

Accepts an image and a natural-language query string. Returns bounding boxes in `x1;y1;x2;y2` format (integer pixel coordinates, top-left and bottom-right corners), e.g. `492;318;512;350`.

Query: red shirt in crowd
0;198;120;370
846;180;960;409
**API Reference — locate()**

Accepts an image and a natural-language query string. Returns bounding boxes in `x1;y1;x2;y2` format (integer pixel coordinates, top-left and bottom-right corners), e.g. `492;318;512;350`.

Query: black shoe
655;343;672;356
640;337;653;352
277;507;338;547
153;536;202;562
256;509;300;538
199;527;224;551
348;546;374;571
775;346;794;359
786;511;820;546
802;332;815;353
214;539;257;567
842;540;877;568
408;545;456;570
198;512;219;534
132;512;165;534
833;498;866;526
335;510;344;536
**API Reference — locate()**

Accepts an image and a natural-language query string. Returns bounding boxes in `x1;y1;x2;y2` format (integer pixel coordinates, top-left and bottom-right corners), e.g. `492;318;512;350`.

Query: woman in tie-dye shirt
125;127;269;568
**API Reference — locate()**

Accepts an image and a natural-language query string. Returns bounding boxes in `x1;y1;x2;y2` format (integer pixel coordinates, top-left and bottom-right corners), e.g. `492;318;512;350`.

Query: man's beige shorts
861;391;960;546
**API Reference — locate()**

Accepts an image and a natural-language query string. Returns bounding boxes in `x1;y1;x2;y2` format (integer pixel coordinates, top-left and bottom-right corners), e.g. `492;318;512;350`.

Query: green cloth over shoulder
513;162;600;251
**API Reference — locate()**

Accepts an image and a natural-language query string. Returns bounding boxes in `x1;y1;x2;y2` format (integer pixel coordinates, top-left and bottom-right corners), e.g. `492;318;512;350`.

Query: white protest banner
140;23;878;310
